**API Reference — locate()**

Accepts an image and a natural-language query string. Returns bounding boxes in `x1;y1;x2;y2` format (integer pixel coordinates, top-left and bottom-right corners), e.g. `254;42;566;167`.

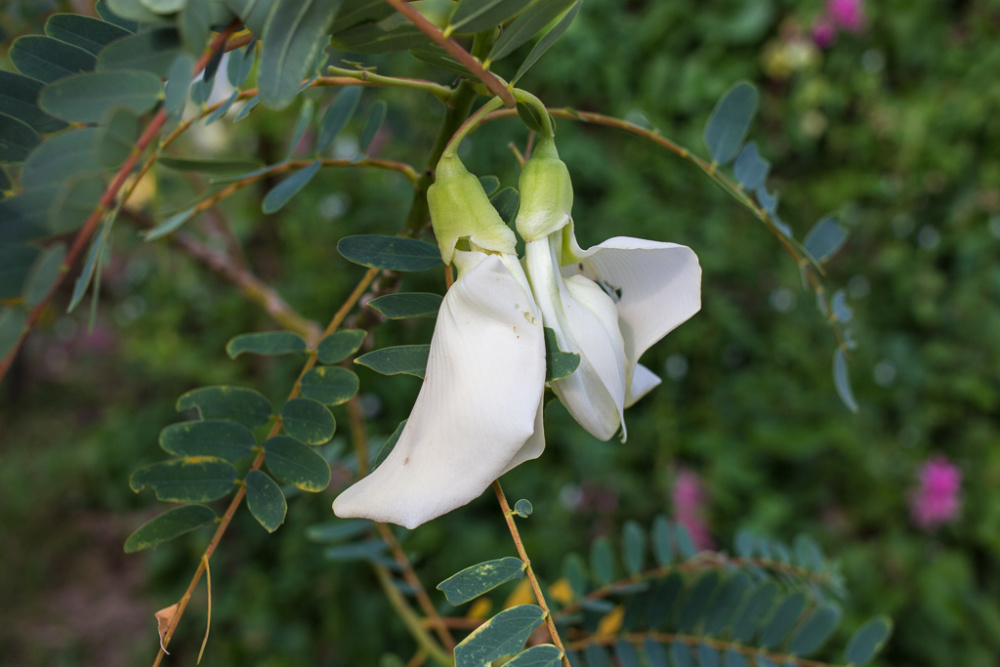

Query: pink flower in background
910;456;962;530
672;467;713;549
828;0;865;32
812;0;865;48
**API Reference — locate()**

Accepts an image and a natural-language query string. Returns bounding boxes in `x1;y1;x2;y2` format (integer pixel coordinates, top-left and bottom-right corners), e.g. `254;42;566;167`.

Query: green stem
372;564;455;666
325;66;452;102
511;88;555;137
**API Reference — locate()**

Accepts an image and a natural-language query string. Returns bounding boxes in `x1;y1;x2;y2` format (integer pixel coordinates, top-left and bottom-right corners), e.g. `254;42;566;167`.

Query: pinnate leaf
844;616;892;666
262;160;322;213
257;0;340;109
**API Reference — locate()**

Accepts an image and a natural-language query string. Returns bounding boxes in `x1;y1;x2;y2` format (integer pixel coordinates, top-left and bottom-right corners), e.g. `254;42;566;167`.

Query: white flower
333;158;547;529
517;137;701;441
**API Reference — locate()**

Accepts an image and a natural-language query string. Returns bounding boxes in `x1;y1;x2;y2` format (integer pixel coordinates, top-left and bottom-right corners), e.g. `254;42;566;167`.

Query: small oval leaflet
305;518;372;543
704;81;759;165
317;86;361;154
96;27;183;77
22;243;66;307
722;649;748;667
651;515;674;566
513;498;533;518
300;366;360;406
317;329;366;364
21;127;102;190
10;36;97;84
367;292;443;319
0;70;67;133
676;571;720;632
257;0;338;109
176;385;273;428
734;141;769;191
281;397;336;445
833;348;859;413
563;552;587;599
731;581;779;642
355;344;430;379
124;504;218;553
453;604;546;666
804;215;848;264
164;53;193;117
789;603;841;657
512;0;582;84
793;533;825;570
38;70;163;123
360;99;387;154
437;556;526;606
129;457;238;503
590;536;616;586
503;644;563;667
672;521;698;559
226;331;307;359
159;419;256;462
0;115;40;163
245;469;287;532
44;14;131;56
0;245;41;301
263;159;322;214
544;327;580;381
703;571;751;635
371;419;406;473
448;0;533;35
646;574;684;628
324;540;388;563
759;591;806;648
844;616;892;666
337;235;442;272
488;0;575;64
144;207;197;241
263;435;332;492
622;520;646;576
669;642;695;667
584;645;613;667
158;156;265;174
696;646;721;667
614;640;642;667
643;639;669;667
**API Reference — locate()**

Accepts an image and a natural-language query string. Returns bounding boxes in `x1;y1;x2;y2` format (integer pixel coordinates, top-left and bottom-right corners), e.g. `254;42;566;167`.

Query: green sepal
514;135;573;242
428;154;516;265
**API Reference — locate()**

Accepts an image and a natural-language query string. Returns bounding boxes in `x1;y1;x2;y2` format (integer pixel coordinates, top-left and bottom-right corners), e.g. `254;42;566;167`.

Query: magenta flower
672;467;713;549
910;456;962;530
828;0;865;32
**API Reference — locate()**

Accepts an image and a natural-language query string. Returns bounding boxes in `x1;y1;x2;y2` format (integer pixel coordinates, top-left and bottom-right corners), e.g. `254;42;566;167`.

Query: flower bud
514;136;574;242
427;154;516;266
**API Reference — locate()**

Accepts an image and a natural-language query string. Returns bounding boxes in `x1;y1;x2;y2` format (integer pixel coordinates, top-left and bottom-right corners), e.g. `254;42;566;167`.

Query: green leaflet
123;504;218;553
437;557;526;606
257;0;342;109
245;470;287;532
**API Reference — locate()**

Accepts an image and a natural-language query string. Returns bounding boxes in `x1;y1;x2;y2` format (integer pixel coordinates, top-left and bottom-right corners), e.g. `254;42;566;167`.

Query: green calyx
514;135;573;242
427;154;517;266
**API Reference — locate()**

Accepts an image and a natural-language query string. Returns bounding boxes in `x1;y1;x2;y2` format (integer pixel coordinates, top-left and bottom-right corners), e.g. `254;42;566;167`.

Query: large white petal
565;230;701;380
625;363;661;408
525;238;626;441
333;252;545;529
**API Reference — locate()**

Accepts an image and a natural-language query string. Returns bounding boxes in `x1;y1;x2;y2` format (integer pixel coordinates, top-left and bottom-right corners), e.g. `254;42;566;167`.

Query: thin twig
493;481;572;667
150;268;379;664
380;0;515;107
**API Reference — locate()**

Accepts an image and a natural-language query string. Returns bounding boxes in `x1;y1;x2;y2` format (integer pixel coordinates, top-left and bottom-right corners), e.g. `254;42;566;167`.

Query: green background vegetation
2;0;999;664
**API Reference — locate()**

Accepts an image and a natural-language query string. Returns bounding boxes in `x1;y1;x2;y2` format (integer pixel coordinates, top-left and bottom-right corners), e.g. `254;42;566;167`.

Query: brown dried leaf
155;602;180;654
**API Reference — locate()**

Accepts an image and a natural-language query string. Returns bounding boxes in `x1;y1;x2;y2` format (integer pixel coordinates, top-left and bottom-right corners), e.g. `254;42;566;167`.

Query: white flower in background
333;156;547;529
517;137;702;441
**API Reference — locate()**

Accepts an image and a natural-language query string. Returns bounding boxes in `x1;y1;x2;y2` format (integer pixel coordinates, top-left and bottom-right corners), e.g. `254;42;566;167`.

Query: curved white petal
625;363;661;408
500;398;546;475
524;237;626;441
565;230;701;382
333;252;545;529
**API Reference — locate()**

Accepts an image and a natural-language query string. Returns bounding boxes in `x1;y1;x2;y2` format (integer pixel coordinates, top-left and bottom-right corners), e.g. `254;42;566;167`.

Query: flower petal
333;252;545;529
565;230;701;381
625;363;661;408
525;237;626;441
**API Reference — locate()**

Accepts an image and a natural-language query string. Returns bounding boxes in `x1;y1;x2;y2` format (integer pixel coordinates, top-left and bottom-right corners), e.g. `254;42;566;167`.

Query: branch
380;0;515;107
0;20;243;384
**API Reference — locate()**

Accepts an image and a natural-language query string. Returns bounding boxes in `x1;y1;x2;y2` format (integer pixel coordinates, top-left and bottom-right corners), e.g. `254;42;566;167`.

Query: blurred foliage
2;0;1000;665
